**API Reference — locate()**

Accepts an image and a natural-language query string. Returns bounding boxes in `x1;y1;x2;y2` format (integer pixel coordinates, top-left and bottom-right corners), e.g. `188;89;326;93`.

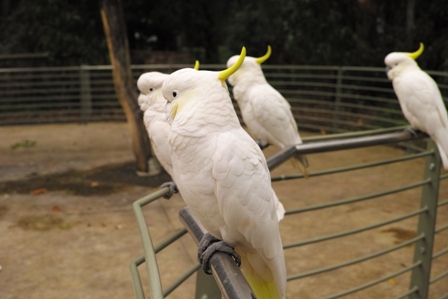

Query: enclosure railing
1;64;447;134
129;127;448;299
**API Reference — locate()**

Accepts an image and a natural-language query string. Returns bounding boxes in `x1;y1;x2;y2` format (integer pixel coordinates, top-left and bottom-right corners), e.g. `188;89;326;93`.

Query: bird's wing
145;113;174;177
246;84;302;148
211;129;286;298
397;72;448;132
212;130;281;256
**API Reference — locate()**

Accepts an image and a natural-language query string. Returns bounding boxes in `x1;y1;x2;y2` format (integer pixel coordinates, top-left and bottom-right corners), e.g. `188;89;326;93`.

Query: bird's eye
172;91;178;98
149;88;153;92
395;63;398;66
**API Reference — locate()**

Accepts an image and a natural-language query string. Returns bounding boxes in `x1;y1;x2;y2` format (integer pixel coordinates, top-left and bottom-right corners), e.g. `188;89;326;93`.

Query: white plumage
162;49;286;299
137;72;174;177
227;46;309;175
385;43;448;169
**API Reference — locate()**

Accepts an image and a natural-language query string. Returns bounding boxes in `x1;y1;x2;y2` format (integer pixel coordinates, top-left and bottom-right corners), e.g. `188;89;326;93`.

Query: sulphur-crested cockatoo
385;43;448;169
162;47;286;299
137;62;200;200
227;46;309;176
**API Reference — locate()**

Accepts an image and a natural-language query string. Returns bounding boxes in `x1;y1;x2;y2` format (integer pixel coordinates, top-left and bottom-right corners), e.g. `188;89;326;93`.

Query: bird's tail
291;154;309;178
239;251;286;299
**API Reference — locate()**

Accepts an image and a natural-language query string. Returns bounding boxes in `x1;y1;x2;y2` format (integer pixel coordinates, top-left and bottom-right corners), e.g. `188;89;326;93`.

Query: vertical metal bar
195;268;222;299
332;67;343;133
409;139;441;299
79;65;92;123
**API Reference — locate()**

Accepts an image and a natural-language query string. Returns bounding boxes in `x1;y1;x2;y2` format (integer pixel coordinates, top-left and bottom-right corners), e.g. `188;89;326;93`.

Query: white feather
163;68;286;299
385;52;448;169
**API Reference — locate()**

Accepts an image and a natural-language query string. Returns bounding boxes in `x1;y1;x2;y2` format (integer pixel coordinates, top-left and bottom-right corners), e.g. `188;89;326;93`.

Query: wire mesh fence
1;64;448;133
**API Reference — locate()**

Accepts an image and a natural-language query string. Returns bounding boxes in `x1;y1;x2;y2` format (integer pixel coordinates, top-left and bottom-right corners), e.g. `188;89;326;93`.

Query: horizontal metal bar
436;223;448;234
323;261;422;299
155;228;188;253
339;83;394;94
433;247;448;260
341;75;390;84
440;173;448;181
287;234;424;281
392;286;419;299
178;207;255;299
267;130;428;171
285;179;430;216
291;106;405;125
272;150;432;182
283;207;427;249
436;292;448;299
430;269;448;284
129;256;146;299
263;65;340;71
265;73;338;80
301;125;409;142
163;263;201;297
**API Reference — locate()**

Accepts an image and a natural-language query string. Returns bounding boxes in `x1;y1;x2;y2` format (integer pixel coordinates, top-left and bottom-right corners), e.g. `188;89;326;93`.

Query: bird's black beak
385;66;391;74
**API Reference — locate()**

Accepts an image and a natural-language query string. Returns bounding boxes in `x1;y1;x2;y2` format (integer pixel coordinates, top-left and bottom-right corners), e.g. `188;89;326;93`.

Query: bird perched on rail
385;43;448;169
162;47;286;299
226;46;309;176
137;61;199;198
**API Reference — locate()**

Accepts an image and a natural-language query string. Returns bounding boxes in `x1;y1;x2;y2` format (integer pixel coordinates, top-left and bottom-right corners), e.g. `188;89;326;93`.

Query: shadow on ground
0;162;172;196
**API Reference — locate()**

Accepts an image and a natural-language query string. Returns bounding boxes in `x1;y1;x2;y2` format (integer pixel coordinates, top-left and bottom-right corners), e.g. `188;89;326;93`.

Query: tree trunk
99;0;152;174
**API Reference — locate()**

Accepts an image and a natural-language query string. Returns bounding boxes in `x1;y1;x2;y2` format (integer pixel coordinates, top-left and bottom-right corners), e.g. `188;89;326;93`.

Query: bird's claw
404;127;421;138
198;233;241;275
160;181;178;200
256;140;270;150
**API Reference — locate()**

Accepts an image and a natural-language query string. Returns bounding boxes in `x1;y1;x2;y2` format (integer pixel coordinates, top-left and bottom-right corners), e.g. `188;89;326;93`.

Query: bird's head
137;72;168;111
163;47;246;122
384;43;424;80
226;45;271;86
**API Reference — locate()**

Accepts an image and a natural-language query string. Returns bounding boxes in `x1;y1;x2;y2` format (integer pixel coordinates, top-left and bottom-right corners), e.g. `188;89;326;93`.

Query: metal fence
1;64;448;133
129;128;448;299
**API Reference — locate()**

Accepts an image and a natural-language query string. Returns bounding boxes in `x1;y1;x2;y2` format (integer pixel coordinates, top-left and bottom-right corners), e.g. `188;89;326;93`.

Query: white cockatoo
162;47;286;299
385;43;448;169
226;46;309;176
137;62;199;197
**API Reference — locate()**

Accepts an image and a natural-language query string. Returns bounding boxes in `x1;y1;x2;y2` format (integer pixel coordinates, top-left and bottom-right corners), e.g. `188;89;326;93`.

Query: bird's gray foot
198;233;241;275
256;139;270;150
160;181;178;200
404;127;421;138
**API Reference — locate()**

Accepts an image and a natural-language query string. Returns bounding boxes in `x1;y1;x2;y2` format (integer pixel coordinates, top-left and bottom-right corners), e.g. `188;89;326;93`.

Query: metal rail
178;207;256;299
129;127;447;299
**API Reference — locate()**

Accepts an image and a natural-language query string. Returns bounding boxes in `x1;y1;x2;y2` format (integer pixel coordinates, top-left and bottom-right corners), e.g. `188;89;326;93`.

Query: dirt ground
0;122;447;299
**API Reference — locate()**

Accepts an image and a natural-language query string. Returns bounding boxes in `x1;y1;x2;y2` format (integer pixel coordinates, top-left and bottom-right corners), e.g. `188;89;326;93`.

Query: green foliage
1;0;448;69
0;0;108;66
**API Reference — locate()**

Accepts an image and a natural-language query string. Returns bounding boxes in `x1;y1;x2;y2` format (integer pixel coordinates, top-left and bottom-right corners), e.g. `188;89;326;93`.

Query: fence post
332;67;343;133
409;139;441;299
79;65;92;123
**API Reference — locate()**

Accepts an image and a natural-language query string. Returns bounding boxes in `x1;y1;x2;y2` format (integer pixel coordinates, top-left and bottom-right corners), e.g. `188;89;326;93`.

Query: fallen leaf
30;188;47;195
90;181;99;187
52;205;61;212
320;128;327;135
388;278;397;285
